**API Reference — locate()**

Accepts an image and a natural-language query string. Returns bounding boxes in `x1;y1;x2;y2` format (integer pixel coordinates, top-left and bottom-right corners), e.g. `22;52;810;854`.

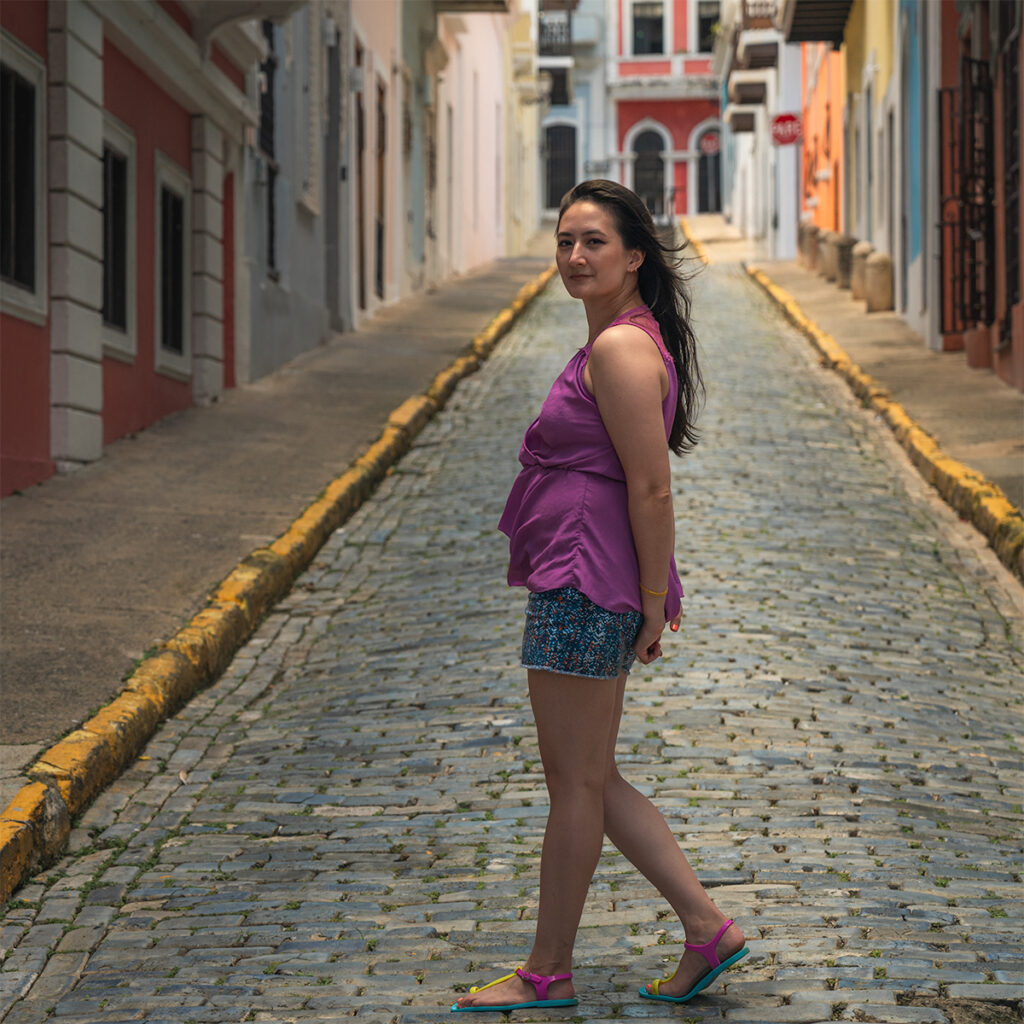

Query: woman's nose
569;244;586;264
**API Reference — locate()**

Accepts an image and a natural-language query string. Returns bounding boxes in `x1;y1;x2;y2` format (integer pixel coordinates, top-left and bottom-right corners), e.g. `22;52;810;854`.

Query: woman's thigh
528;669;623;788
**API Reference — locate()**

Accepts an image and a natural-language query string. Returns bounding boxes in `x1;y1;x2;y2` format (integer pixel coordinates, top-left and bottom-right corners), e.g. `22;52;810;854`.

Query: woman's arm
588;325;680;663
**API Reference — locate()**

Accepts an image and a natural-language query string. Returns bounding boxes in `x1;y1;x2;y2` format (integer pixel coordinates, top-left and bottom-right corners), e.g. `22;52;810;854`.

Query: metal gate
634;130;664;217
545;125;576;209
938;57;995;335
1001;25;1020;349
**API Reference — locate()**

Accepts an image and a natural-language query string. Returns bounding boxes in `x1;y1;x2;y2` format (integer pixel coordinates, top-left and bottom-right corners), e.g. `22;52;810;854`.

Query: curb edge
745;264;1024;583
679;218;710;266
0;261;558;903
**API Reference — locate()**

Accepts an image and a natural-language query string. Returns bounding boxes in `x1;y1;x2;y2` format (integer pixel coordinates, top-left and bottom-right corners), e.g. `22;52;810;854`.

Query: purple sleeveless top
498;305;683;618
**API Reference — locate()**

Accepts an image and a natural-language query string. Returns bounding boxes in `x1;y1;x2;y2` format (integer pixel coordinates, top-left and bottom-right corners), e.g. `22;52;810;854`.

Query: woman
452;180;747;1013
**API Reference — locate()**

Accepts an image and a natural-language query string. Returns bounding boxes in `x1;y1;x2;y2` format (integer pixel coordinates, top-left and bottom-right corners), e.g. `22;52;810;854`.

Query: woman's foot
642;919;745;1000
453;968;575;1009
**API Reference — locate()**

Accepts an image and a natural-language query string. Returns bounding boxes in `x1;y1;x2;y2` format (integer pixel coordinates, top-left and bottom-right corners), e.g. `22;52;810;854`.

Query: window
259;20;278;277
0;32;46;323
697;1;719;53
548;67;571;106
153;151;191;379
102;114;136;361
633;2;664;55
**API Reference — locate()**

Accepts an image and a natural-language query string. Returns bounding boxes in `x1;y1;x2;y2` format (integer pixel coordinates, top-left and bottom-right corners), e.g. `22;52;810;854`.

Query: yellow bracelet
639;582;668;597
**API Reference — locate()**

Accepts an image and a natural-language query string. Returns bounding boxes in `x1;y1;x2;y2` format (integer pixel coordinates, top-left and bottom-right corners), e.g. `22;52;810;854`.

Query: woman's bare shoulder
590;323;663;366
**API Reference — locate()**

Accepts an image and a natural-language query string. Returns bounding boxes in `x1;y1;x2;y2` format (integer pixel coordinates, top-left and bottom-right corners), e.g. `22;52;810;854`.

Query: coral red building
1;0;265;496
608;0;722;217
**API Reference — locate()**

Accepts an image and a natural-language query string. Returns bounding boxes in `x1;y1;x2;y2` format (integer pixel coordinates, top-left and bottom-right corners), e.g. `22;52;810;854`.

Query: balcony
743;0;776;30
728;68;770;104
724;103;758;132
539;12;571;57
736;0;779;68
777;0;853;47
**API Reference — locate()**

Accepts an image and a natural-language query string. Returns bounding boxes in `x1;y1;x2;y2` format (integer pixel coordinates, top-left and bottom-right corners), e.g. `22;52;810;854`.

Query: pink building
608;0;722;217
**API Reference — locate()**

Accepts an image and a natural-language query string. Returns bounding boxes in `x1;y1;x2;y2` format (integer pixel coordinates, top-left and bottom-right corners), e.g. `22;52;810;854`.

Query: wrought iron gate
937;57;995;335
1001;26;1020;349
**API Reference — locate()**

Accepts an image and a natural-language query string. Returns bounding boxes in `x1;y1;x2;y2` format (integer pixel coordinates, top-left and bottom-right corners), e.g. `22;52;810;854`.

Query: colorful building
608;0;722;218
715;0;801;258
2;0;543;498
777;0;1022;392
1;0;265;495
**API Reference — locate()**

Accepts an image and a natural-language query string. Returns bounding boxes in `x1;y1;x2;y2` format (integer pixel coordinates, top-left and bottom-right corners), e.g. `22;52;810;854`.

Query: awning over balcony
736;27;779;68
182;0;306;57
728;68;770;105
777;0;853;47
724;103;758;133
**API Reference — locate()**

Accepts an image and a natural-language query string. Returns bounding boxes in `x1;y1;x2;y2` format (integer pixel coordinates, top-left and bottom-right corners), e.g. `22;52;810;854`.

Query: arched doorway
633;130;665;217
545;124;576;209
697;131;721;212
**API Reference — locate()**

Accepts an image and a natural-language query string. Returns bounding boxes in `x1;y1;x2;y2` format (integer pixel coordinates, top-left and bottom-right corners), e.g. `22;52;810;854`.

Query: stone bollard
806;226;821;271
865;251;894;311
851;241;874;300
836;235;857;289
820;231;838;282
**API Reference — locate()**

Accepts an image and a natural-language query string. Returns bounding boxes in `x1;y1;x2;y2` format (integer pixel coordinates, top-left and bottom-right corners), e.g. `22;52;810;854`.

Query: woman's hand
634;608;682;664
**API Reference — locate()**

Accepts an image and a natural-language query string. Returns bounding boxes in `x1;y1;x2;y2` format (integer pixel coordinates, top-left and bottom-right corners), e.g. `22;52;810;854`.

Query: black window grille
1;63;36;290
634;130;665;216
1000;19;1020;348
698;0;719;53
260;20;278;276
633;2;664;55
548;68;571;106
160;185;184;355
539;11;571;57
375;83;386;301
938;57;996;335
545;124;576;208
102;146;128;331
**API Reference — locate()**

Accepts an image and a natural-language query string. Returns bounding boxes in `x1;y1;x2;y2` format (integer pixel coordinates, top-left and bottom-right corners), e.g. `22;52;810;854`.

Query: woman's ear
628;250;644;272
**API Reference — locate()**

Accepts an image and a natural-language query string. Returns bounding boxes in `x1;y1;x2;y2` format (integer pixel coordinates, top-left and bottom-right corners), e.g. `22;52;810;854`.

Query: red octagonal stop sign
699;132;720;155
770;113;803;146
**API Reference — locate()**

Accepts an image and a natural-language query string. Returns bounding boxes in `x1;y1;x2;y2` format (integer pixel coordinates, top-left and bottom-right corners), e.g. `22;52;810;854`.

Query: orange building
800;43;843;234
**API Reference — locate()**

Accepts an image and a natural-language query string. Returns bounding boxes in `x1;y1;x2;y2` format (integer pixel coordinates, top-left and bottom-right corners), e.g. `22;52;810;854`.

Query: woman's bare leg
601;676;745;998
453;669;621;1009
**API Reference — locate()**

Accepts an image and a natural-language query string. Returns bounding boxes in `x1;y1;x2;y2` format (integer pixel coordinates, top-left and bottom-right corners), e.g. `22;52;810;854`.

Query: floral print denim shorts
521;587;644;680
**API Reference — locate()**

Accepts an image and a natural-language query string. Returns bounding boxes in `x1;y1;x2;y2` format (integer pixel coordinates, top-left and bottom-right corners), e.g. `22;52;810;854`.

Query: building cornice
609;76;719;101
89;0;258;144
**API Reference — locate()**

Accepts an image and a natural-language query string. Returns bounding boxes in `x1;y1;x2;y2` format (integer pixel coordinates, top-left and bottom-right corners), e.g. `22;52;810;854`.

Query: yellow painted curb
745;264;1024;581
679;218;710;265
0;260;557;902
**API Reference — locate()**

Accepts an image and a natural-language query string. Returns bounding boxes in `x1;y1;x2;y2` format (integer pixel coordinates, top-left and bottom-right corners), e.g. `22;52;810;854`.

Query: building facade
1;0;264;495
775;0;1022;392
1;0;541;498
609;0;722;218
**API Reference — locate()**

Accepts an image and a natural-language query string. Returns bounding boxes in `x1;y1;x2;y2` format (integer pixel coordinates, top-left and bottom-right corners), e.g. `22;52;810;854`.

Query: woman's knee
543;760;607;802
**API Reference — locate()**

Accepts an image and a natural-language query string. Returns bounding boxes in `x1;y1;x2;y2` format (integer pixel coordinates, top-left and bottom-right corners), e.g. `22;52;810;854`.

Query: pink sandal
639;918;749;1003
451;967;578;1012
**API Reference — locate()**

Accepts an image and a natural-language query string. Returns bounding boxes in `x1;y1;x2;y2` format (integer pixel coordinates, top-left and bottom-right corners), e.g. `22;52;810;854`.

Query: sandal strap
683;919;733;969
515;968;572;1002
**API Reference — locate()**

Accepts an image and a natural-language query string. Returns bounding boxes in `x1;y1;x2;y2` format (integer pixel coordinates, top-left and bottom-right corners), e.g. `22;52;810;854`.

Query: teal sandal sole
638;946;749;1003
451;997;578;1012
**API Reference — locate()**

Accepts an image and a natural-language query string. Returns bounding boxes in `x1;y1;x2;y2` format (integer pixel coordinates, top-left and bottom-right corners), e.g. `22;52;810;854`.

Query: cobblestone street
2;262;1022;1024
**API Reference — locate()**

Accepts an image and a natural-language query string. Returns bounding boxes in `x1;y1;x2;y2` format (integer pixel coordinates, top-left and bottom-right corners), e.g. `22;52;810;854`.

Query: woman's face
556;200;642;302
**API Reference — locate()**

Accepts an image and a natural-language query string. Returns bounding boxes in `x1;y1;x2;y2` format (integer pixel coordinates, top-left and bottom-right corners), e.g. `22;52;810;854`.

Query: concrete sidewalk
684;213;1024;515
0;235;554;809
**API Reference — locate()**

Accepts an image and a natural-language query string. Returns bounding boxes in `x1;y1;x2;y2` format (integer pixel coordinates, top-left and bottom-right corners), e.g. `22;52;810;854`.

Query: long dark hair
557;179;704;456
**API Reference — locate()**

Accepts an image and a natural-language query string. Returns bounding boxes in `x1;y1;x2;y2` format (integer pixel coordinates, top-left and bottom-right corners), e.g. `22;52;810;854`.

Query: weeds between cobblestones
2;265;1022;1023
